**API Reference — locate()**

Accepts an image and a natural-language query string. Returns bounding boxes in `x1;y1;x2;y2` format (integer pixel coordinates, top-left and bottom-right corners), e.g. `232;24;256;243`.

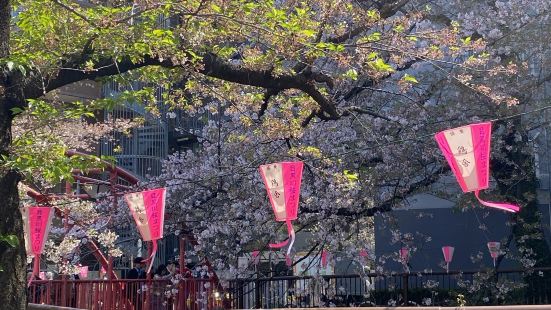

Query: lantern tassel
286;220;295;266
269;220;295;266
269;220;295;249
145;239;158;274
475;191;520;213
28;256;40;287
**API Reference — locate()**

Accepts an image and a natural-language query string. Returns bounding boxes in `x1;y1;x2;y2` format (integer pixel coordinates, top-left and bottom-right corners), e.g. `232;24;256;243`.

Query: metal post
403;273;408;306
254;279;261;309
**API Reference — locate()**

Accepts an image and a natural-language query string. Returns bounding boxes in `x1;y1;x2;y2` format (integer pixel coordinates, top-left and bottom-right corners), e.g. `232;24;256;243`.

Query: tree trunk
0;103;26;309
0;1;27;308
0;167;26;310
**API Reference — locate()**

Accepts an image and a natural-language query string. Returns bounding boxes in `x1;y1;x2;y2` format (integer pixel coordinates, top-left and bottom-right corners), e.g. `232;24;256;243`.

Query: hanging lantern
22;206;54;285
487;241;500;267
400;247;410;265
251;250;260;266
79;266;89;279
321;250;329;268
435;122;519;213
442;246;455;273
124;188;166;273
259;161;304;267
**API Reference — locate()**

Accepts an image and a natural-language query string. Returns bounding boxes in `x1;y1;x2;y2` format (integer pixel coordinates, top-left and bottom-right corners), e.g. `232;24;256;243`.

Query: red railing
28;279;224;310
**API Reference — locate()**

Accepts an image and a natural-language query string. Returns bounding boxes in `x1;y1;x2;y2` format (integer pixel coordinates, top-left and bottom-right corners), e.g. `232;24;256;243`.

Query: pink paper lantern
79;266;89;279
251;250;260;266
359;249;369;258
22;206;54;285
442;246;455;273
400;247;410;273
321;250;328;268
400;247;410;264
259;161;304;266
125;188;166;273
435;122;519;213
487;241;500;267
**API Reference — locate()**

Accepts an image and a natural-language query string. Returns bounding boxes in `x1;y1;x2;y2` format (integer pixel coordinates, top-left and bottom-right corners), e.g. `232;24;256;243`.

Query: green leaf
367;52;378;60
343;170;359;183
368;58;394;73
10;107;24;115
0;235;18;248
211;4;222;13
366;10;379;20
343;68;358;80
402;73;419;84
301;29;316;38
461;36;472;45
366;32;381;42
394;24;405;33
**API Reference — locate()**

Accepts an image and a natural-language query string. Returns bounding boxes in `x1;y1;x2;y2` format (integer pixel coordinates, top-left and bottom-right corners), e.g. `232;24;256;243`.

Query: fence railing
28;268;551;309
226;268;551;308
28;278;223;310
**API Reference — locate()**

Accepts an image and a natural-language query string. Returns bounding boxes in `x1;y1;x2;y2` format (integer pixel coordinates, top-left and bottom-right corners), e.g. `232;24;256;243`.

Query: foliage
0;234;18;272
0;0;550;299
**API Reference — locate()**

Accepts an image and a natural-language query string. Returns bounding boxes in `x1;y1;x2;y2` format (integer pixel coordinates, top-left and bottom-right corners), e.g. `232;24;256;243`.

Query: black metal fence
227;268;551;308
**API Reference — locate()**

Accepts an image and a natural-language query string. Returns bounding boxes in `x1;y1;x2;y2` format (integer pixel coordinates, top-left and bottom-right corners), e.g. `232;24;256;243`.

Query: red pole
61;181;71;307
86;241;118;280
145;243;153;310
106;256;113;310
179;236;186;309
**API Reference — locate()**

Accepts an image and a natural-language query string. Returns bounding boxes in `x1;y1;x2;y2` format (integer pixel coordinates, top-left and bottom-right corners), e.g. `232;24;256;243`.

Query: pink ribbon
28;256;40;287
269;220;295;265
144;239;158;274
475;191;519;213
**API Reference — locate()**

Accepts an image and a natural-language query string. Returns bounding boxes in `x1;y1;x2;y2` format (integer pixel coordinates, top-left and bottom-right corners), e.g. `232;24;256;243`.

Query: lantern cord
471;208;491;242
474;191;520;213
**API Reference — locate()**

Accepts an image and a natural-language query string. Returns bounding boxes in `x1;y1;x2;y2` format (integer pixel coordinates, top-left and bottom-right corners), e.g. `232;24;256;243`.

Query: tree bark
0;98;27;309
0;166;26;310
0;0;28;309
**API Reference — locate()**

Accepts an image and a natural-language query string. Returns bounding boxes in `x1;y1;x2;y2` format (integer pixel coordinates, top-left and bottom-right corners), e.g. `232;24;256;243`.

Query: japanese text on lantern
261;164;286;219
289;165;297;212
443;126;478;191
31;209;43;254
146;190;162;239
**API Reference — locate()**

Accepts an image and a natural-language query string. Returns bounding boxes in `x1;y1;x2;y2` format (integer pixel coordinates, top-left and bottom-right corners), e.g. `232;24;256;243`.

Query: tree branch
22;51;342;120
340;106;392;121
258;88;279;118
301;165;448;218
327;0;410;44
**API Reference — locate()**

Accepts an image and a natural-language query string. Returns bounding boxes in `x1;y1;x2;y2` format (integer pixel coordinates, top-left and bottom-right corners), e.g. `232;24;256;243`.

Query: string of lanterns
23;121;517;281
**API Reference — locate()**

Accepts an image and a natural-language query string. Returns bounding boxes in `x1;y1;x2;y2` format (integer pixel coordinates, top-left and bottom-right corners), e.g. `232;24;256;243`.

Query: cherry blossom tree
0;0;548;308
